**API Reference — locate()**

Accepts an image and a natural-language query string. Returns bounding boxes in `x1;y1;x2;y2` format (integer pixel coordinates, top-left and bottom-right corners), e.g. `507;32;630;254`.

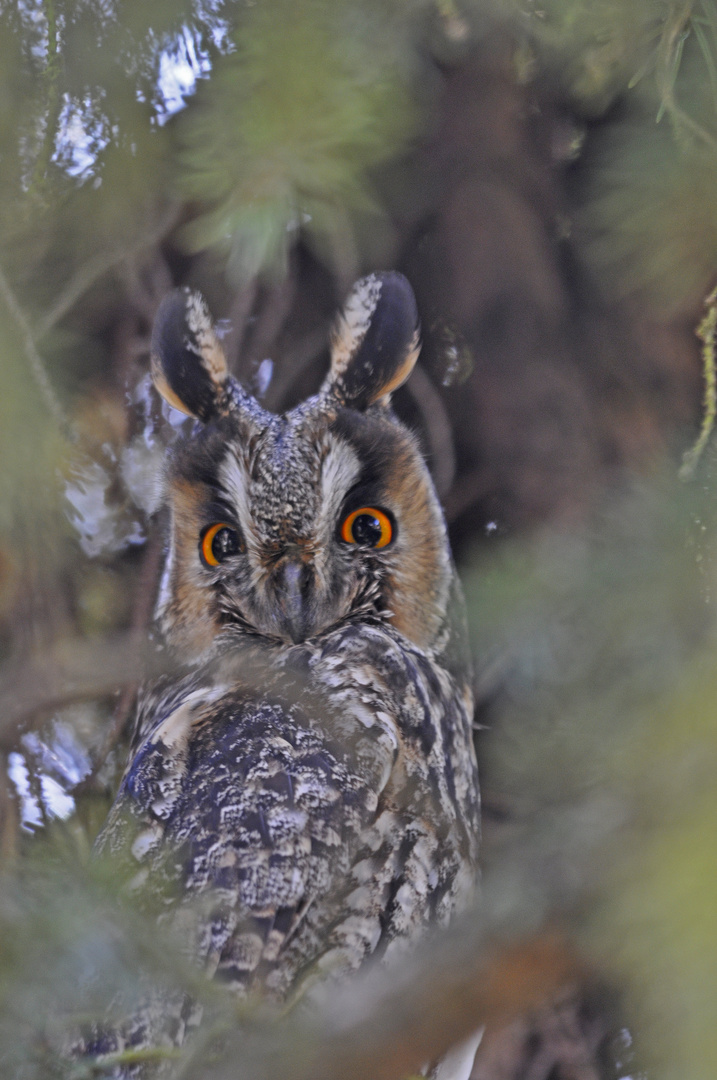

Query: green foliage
576;33;717;313
2;0;717;313
507;0;717;312
465;470;717;1080
511;0;659;113
0;311;66;538
597;653;717;1080
177;0;420;283
0;835;215;1079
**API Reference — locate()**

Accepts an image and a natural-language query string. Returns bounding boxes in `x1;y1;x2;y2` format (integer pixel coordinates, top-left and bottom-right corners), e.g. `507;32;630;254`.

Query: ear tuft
325;272;420;410
151;288;230;421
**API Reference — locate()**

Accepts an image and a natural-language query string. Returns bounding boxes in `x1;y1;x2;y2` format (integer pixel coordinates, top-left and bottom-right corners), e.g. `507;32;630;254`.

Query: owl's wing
96;676;391;999
96;623;478;1002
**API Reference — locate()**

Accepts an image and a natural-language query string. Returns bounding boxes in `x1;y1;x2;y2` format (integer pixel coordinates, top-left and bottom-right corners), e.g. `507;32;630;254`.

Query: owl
91;272;481;1078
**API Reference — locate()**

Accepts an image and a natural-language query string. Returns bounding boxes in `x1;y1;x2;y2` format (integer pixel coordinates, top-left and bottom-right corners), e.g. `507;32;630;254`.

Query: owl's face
152;275;453;661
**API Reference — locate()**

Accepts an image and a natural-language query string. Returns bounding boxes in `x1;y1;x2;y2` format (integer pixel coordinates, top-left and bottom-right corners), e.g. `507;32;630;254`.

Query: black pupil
211;527;240;562
351;513;383;546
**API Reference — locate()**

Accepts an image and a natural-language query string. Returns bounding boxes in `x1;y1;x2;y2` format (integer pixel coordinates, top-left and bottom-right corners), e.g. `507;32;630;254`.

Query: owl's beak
275;559;314;644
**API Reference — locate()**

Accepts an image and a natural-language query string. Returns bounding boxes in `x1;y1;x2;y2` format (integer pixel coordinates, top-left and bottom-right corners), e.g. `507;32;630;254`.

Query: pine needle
679;284;717;479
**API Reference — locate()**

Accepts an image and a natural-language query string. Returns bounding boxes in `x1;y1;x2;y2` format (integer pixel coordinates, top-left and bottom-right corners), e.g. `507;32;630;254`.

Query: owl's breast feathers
97;622;479;1001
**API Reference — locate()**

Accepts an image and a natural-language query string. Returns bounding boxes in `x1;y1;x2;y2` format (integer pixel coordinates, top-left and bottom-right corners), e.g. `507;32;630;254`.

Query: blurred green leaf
576;76;717;313
177;0;420;282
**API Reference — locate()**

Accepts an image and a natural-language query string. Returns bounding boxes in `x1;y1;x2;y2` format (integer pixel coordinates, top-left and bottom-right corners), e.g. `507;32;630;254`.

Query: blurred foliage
0;833;228;1079
466;467;717;1080
576;34;717;314
508;0;717;312
511;0;660;112
177;0;421;283
0;313;65;535
0;0;184;286
1;0;717;316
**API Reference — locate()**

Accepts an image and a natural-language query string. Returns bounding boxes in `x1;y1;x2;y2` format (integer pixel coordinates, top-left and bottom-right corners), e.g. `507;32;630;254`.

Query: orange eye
200;523;242;567
340;507;393;548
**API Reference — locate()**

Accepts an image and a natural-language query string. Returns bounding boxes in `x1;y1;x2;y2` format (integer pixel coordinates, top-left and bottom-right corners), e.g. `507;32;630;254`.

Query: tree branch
0;633;166;749
187;918;581;1080
36;202;181;339
0;261;71;436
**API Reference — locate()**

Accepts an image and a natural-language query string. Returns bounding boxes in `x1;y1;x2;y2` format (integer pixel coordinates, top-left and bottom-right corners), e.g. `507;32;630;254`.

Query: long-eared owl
95;272;481;1075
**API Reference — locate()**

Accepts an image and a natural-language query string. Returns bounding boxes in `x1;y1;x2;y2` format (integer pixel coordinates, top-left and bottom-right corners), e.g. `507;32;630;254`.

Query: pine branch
186;923;580;1080
0;261;71;437
36;202;181;338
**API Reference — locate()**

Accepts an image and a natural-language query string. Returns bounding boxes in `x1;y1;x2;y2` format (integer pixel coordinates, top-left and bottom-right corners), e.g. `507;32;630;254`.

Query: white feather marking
317;437;361;537
151;690;207;752
151;685;229;753
185;291;228;383
131;822;163;862
329;275;382;378
430;1028;484;1080
155;522;175;622
219;448;259;549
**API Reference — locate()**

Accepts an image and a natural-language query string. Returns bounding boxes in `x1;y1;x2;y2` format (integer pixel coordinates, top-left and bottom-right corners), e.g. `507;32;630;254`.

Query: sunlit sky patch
8;752;43;831
154;12;233;123
52;91;112;180
155;24;213;125
7;722;93;831
41;13;233;181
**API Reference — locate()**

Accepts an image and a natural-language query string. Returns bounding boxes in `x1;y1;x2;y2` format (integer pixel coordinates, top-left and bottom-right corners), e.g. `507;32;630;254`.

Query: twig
0;261;71;437
225;278;259;375
0;632;310;753
264;323;329;411
655;2;717;152
187;920;581;1080
679;284;717;479
405;366;456;498
0;204;179;439
88;1046;183;1074
119;247;174;327
0;633;169;750
36;202;181;339
84;530;165;781
238;264;297;384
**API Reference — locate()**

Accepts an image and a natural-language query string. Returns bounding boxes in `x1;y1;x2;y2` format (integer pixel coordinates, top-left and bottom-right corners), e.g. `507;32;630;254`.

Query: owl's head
152;274;455;662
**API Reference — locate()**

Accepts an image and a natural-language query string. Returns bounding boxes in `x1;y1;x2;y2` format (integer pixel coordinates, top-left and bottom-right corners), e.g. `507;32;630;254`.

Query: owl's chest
99;627;479;994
